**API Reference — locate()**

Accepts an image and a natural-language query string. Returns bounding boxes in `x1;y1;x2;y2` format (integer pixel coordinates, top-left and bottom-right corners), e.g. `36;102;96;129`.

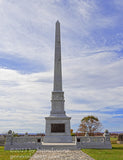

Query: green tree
12;131;18;137
78;115;102;135
70;129;75;136
70;129;73;134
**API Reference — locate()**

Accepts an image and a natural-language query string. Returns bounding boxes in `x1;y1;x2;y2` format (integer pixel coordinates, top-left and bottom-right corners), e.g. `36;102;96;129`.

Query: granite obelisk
50;20;65;116
44;21;72;143
54;20;62;91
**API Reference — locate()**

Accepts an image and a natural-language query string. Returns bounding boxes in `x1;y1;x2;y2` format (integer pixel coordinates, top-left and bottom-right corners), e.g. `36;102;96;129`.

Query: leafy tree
70;129;75;136
12;131;18;137
78;115;102;135
70;129;73;134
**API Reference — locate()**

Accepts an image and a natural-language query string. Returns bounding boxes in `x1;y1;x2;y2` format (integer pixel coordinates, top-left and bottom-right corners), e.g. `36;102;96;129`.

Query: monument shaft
54;21;62;91
51;21;65;116
44;21;72;143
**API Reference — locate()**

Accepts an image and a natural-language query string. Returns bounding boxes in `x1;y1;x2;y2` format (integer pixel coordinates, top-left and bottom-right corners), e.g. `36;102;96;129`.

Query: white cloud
0;0;123;133
0;48;123;133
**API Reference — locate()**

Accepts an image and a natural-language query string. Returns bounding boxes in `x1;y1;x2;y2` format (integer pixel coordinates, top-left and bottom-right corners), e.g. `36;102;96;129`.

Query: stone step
40;145;78;150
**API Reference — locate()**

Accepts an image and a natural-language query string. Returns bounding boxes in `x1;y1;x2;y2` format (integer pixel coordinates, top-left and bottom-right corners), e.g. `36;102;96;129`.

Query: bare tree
78;115;102;135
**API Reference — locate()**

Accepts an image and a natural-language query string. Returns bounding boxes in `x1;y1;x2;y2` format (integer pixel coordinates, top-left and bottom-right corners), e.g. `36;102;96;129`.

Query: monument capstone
43;21;72;143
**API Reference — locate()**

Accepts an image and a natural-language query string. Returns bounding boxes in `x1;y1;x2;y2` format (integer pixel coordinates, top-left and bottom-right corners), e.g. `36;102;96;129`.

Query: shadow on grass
112;147;123;149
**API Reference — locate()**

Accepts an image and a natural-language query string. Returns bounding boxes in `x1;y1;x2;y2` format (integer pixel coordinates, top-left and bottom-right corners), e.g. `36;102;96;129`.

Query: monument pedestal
44;116;72;143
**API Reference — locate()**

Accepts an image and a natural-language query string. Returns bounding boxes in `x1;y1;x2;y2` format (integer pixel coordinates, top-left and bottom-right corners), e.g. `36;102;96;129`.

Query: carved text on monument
51;123;65;133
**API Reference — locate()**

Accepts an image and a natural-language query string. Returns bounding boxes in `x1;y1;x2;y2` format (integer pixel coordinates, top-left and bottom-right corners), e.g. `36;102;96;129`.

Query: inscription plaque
51;123;65;132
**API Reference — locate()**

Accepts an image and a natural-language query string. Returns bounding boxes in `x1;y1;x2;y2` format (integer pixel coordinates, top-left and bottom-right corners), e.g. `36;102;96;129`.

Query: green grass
82;144;123;160
110;137;118;144
0;146;36;160
110;137;117;141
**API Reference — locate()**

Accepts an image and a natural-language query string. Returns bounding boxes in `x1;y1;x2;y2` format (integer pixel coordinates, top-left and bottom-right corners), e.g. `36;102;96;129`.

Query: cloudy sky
0;0;123;133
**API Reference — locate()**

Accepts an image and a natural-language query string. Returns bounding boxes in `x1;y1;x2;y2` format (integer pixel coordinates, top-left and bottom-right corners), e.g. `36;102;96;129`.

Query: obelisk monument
44;21;72;143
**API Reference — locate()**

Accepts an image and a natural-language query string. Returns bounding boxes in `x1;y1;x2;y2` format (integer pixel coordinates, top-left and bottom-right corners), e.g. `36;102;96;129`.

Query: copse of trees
78;115;102;135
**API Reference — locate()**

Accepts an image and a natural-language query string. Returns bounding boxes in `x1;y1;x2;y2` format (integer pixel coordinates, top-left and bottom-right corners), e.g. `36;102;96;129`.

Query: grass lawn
110;137;118;144
0;146;36;160
82;144;123;160
110;137;117;141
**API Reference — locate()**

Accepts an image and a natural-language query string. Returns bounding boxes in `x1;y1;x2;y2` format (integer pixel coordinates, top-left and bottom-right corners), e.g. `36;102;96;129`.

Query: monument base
44;116;72;143
43;135;72;143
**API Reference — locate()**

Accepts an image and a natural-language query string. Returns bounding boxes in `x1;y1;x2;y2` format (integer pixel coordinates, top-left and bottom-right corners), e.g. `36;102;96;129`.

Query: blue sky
0;0;123;133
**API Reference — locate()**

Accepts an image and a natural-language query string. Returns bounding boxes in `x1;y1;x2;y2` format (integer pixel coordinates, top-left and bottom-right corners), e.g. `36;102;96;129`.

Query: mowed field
82;137;123;160
0;147;36;160
82;144;123;160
